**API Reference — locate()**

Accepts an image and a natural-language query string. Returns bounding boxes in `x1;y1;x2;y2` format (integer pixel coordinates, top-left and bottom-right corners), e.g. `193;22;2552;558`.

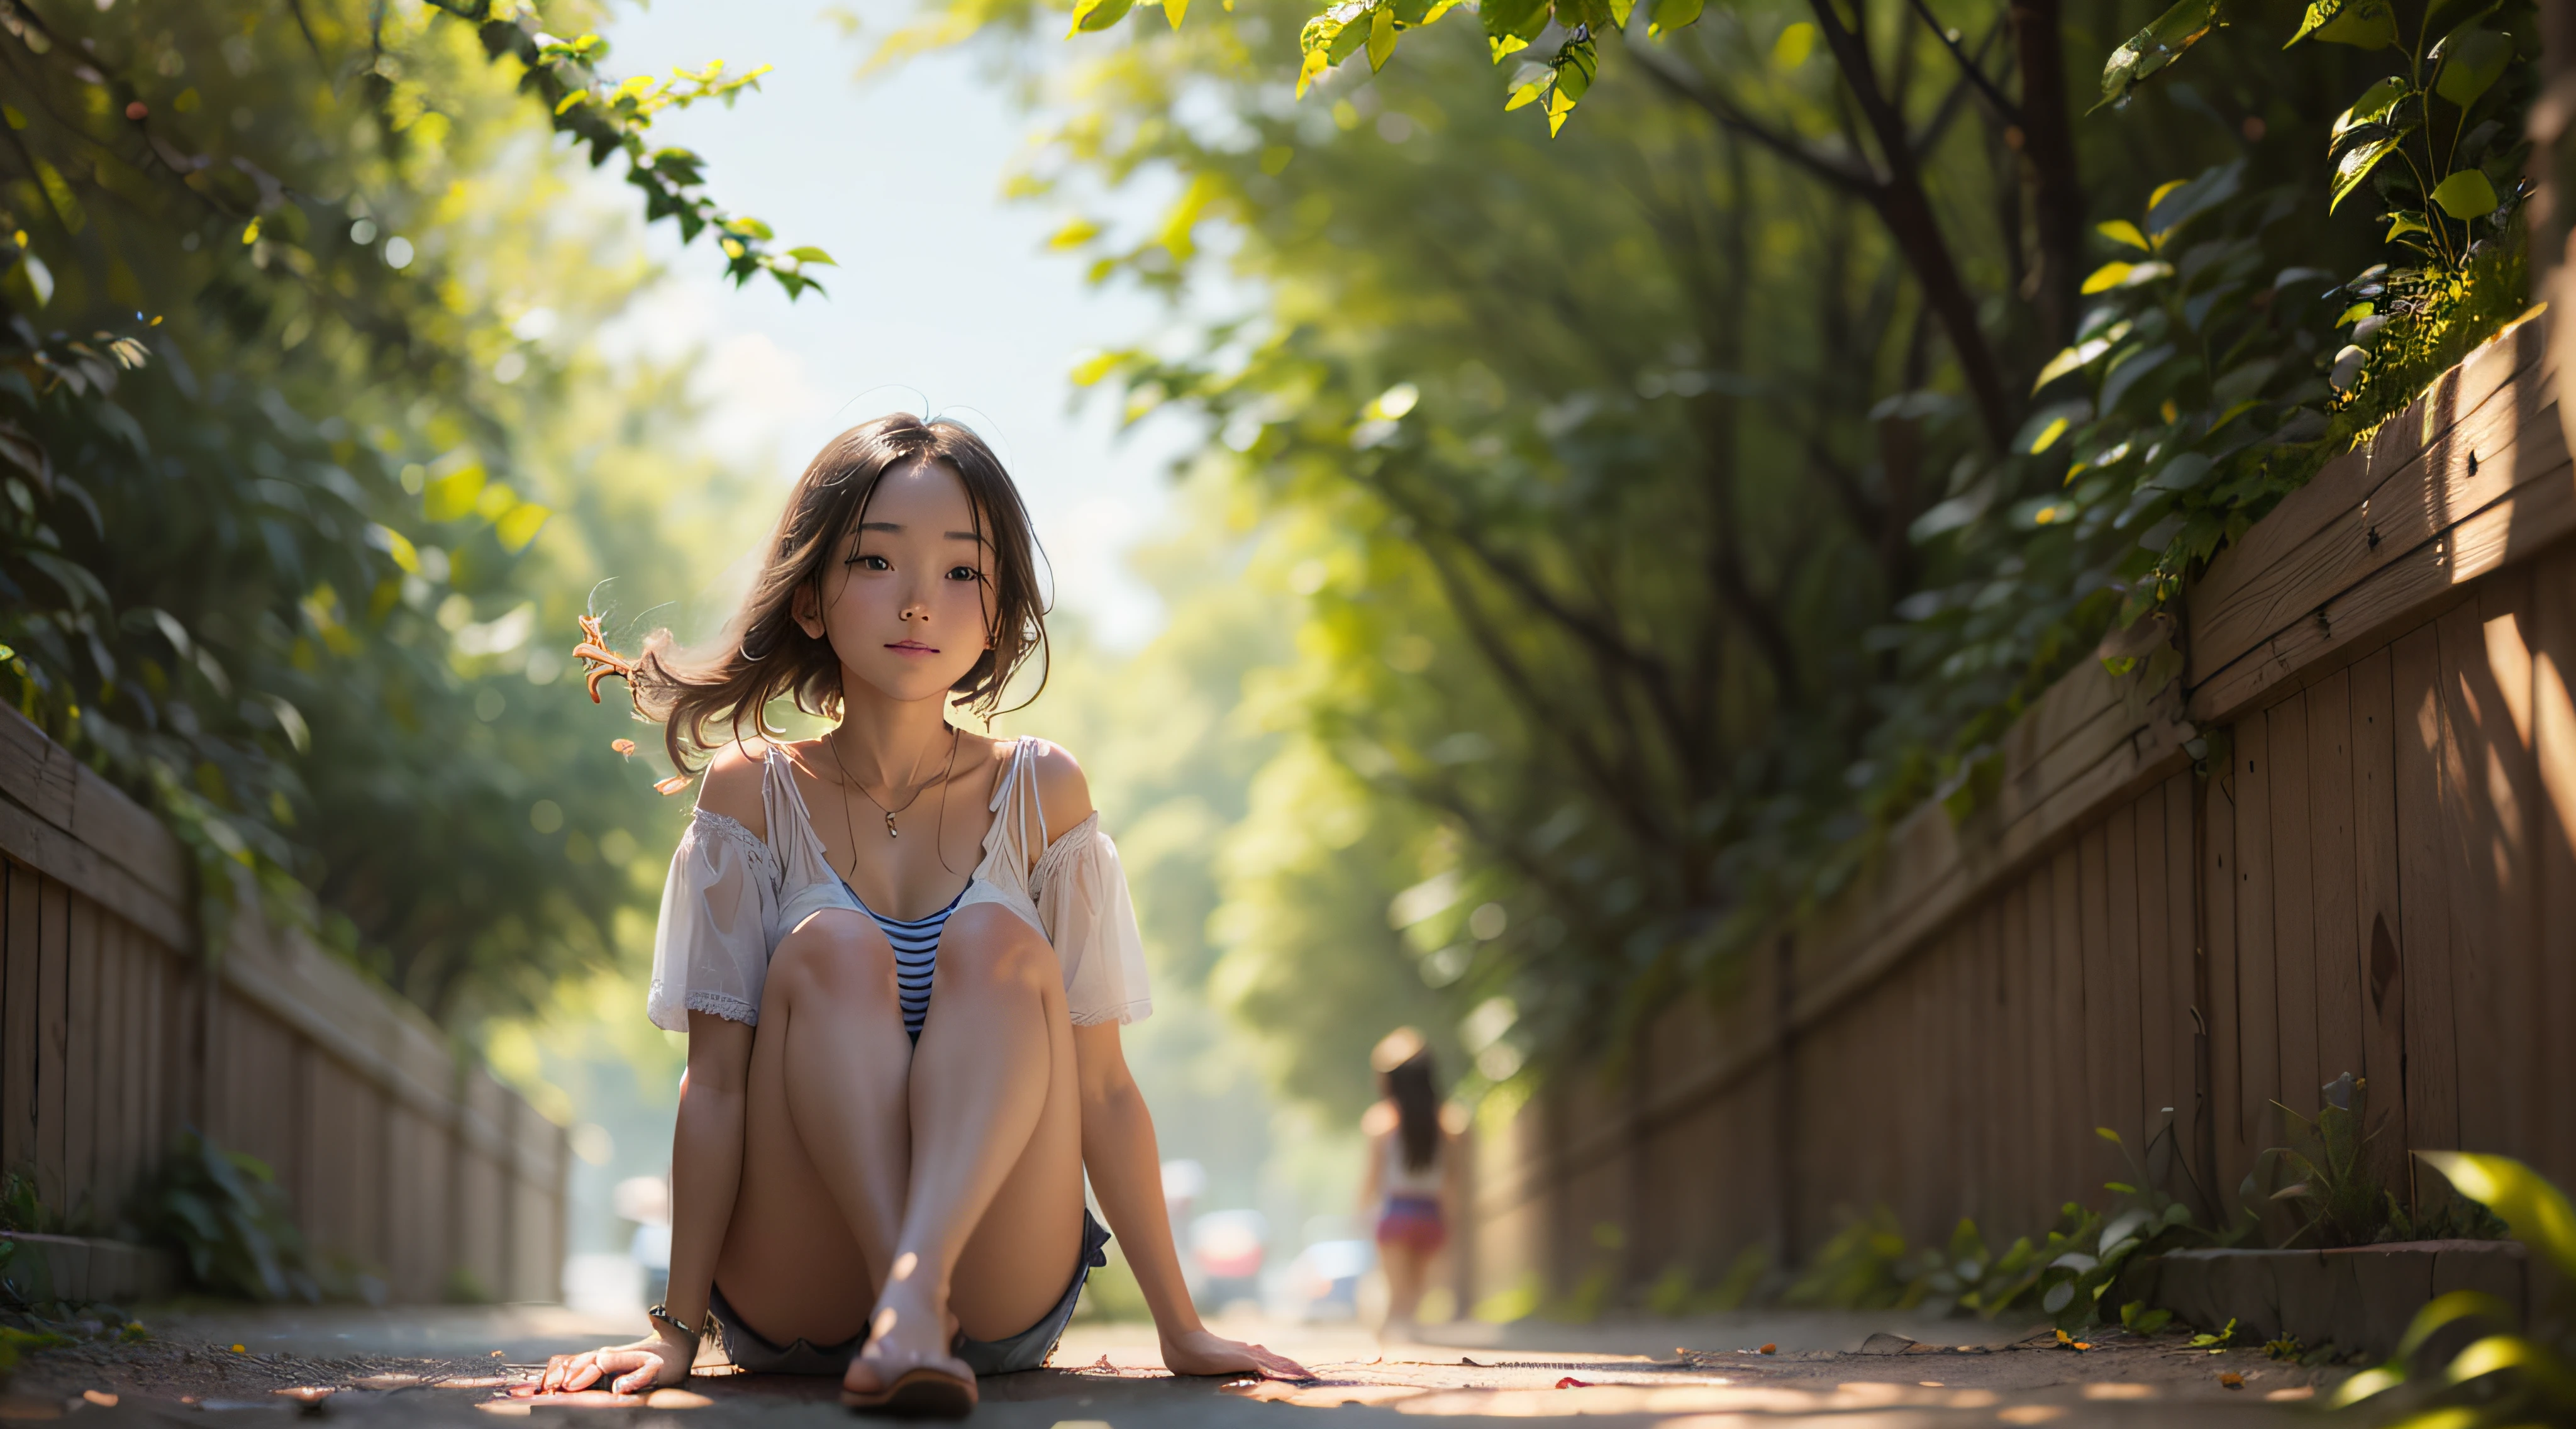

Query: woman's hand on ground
530;1325;694;1396
1159;1328;1309;1379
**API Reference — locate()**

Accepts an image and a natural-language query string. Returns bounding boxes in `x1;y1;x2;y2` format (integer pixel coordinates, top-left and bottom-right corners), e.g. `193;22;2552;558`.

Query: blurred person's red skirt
1375;1194;1445;1255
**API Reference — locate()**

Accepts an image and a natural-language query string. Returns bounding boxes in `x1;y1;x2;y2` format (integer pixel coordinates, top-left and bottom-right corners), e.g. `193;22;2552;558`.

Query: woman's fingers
1243;1342;1311;1379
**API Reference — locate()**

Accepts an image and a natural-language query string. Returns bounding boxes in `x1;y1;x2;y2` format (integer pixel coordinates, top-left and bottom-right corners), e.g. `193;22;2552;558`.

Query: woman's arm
536;1013;754;1394
1073;1023;1307;1379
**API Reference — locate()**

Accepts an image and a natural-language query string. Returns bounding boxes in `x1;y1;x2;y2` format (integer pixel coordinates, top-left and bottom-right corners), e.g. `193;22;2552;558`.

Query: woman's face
799;460;993;709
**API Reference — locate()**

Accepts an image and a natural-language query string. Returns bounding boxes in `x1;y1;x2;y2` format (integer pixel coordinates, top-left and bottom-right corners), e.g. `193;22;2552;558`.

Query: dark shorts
1376;1195;1445;1255
706;1209;1111;1378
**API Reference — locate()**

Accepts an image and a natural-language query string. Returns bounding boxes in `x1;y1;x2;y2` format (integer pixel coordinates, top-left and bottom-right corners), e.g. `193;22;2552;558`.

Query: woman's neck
829;675;957;788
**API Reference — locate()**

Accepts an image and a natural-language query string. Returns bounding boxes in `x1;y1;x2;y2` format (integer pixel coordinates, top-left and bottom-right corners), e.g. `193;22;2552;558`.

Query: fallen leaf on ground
1758;1343;1777;1355
2219;1372;2244;1389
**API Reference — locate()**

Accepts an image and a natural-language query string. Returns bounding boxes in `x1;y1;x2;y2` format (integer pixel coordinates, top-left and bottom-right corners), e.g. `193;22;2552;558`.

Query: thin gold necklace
825;723;958;840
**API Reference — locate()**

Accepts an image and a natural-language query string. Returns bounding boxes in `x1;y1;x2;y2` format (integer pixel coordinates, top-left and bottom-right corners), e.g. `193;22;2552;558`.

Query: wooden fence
0;704;565;1303
1462;309;2576;1304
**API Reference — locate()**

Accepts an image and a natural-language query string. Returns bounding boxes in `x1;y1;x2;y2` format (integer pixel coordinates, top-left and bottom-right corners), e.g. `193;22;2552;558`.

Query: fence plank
2206;754;2248;1191
2529;542;2576;1187
2390;622;2462;1194
2134;779;2177;1156
36;876;69;1211
2048;843;2086;1205
2102;803;2147;1160
2161;776;2201;1191
2346;647;2413;1195
2437;579;2540;1160
2306;667;2368;1096
2268;691;2323;1118
2232;714;2282;1156
63;895;96;1225
2;862;28;1181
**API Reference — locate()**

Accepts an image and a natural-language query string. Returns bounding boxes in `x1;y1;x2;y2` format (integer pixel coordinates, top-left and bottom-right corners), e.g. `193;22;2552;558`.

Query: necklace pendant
885;812;900;838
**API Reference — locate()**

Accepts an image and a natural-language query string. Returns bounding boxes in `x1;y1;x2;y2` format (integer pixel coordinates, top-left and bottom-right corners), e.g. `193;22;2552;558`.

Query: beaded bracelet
645;1304;704;1345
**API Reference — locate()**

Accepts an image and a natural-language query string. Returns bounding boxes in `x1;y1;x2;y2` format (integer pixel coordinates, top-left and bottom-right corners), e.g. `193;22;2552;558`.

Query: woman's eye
948;565;982;582
848;553;891;571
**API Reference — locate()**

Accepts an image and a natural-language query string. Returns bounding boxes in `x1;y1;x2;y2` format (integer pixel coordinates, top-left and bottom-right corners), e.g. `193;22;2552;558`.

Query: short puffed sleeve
1031;816;1153;1026
647;811;782;1031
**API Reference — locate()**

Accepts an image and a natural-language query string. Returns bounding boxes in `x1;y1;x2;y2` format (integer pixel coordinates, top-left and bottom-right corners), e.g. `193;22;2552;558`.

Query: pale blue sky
592;0;1194;647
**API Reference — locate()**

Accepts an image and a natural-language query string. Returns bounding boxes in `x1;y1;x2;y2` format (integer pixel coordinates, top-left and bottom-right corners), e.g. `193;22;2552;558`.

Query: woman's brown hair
606;414;1050;772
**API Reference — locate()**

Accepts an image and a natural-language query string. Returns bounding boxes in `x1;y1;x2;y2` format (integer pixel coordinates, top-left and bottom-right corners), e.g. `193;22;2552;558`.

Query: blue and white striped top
844;880;962;1042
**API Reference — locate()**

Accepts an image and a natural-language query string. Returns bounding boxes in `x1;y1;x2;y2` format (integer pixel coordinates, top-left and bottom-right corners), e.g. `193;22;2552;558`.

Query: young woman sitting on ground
536;415;1304;1416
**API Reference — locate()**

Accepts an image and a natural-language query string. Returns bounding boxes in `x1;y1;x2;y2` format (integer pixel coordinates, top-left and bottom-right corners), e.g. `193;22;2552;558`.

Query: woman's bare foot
841;1277;974;1405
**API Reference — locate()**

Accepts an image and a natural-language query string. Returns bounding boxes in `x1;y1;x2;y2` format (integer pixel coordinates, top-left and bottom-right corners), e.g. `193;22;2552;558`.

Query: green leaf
1069;0;1136;35
1648;0;1703;36
2432;27;2513;107
2097;220;2151;252
2429;168;2499;218
496;503;550;552
1166;0;1189;27
2145;161;2242;235
2330;77;2411;148
2289;0;2397;49
2416;1152;2576;1281
2330;129;2412;212
2098;0;2223;108
2383;210;2431;242
784;245;836;265
1482;0;1555;54
1368;5;1397;69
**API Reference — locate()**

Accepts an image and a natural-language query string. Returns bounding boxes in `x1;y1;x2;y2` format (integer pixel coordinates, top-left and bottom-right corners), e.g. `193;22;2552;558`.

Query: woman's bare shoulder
696;737;776;840
1016;737;1096;842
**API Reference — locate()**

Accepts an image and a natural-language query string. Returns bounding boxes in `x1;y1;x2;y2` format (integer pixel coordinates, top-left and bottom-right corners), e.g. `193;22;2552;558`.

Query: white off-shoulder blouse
646;737;1153;1032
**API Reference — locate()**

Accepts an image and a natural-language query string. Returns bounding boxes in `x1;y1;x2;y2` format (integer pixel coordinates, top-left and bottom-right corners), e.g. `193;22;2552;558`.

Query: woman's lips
885;640;941;655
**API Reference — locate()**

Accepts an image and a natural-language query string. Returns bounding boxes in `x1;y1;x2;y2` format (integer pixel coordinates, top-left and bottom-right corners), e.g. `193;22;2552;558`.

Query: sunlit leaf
2429;169;2499;218
2331;77;2412;148
2417;1152;2576;1280
1368;6;1398;70
1069;0;1136;35
2098;0;2223;108
1648;0;1704;39
2096;220;2151;252
2330;130;2412;212
2289;0;2397;49
2432;26;2512;106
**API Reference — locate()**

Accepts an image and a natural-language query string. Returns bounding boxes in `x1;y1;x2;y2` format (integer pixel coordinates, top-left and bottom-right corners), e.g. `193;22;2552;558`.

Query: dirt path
2;1305;2338;1426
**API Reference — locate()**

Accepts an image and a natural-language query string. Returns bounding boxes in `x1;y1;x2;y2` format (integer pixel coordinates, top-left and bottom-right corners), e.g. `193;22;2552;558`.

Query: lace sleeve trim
684;989;760;1025
689;808;779;872
1067;997;1152;1027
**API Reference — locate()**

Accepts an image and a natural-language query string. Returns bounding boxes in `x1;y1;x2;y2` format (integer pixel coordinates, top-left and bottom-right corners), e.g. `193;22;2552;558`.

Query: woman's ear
792;581;826;640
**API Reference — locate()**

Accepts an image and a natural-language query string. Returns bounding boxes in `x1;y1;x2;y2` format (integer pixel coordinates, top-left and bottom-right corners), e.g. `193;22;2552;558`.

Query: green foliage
421;1;834;299
2328;1155;2576;1427
2243;1073;2506;1247
126;1130;372;1304
0;0;766;1023
2253;1071;2389;1248
1784;1116;2229;1330
0;1326;73;1386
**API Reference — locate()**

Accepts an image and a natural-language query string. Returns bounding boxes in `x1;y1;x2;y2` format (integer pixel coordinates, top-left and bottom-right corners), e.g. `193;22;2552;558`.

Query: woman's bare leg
847;904;1085;1391
1380;1244;1428;1333
709;911;913;1343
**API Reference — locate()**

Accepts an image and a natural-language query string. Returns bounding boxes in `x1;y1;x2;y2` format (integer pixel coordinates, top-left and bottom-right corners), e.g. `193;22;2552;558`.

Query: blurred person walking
1358;1029;1462;1341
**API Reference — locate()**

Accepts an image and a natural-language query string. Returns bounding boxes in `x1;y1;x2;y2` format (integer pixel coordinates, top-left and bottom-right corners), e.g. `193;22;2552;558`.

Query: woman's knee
765;912;899;1018
935;907;1055;996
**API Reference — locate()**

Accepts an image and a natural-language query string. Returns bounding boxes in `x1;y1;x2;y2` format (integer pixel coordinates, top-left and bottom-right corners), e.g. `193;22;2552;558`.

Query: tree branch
1905;0;2021;125
1626;47;1878;196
